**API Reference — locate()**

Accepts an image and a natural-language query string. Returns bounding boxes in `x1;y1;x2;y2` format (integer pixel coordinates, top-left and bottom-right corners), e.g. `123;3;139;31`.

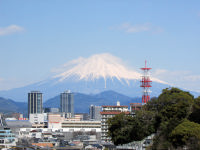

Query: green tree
170;119;200;149
107;110;156;145
107;113;134;145
189;96;200;124
149;88;194;148
131;110;156;141
107;87;199;149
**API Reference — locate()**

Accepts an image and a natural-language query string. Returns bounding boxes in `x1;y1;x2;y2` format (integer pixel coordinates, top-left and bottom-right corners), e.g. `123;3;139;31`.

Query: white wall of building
29;114;44;124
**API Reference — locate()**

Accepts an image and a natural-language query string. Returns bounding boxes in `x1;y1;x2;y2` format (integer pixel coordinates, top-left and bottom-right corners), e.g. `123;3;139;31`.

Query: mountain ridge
0;97;27;114
44;90;141;113
0;90;140;114
0;53;172;102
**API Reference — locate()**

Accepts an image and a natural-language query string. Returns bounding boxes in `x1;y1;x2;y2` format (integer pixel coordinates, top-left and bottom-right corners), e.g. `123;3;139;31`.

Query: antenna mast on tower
140;61;152;103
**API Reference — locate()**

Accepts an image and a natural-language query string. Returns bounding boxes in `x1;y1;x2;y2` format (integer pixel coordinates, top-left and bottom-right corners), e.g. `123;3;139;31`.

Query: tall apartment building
28;91;44;126
28;91;43;115
100;101;130;142
60;90;74;117
89;105;101;121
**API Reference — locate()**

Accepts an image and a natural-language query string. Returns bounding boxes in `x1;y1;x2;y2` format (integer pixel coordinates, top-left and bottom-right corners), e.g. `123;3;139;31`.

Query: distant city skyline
0;1;200;92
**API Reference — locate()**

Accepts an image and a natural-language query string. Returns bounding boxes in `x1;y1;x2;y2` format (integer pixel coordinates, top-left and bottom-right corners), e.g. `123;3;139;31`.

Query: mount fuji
0;53;170;102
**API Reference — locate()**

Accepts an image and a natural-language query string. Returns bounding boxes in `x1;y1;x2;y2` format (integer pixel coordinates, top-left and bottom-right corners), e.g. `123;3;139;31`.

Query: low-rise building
0;127;16;148
65;114;83;121
130;103;142;113
76;113;89;121
62;121;101;132
0;114;17;148
29;113;45;128
48;113;65;129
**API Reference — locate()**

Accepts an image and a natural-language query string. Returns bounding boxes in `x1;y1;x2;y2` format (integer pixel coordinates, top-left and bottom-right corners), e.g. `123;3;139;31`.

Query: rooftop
100;112;130;115
102;105;128;108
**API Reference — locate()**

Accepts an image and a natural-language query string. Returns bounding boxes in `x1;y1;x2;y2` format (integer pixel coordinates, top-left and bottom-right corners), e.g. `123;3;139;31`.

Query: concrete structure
0;128;16;148
62;120;101;132
89;105;101;121
48;113;65;129
60;90;74;117
28;91;43;116
19;127;101;141
5;120;32;128
66;114;83;121
100;101;130;142
0;114;17;148
29;114;45;128
76;113;89;121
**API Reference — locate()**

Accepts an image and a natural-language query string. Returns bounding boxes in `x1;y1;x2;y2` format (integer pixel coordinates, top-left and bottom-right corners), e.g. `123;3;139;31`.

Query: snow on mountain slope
0;53;170;102
54;53;166;85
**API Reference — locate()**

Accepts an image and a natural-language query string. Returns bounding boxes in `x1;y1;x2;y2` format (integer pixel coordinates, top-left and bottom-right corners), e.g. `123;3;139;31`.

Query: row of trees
107;88;200;149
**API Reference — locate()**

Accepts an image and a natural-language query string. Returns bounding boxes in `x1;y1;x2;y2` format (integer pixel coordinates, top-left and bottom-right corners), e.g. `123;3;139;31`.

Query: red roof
100;111;130;115
32;143;53;147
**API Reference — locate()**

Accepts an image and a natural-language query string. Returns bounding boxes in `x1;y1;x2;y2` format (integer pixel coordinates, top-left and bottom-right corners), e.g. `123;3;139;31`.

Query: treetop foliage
107;87;200;149
170;119;200;149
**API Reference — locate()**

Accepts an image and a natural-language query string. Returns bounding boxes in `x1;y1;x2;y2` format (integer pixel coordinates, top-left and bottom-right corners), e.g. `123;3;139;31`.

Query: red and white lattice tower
140;61;152;103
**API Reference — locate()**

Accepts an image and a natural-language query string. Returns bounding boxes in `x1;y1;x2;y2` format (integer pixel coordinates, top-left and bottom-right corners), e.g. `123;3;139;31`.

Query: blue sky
0;0;200;92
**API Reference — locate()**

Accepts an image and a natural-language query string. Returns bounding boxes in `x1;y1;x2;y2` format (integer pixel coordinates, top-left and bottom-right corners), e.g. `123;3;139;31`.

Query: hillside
0;90;140;114
0;97;27;114
44;90;141;113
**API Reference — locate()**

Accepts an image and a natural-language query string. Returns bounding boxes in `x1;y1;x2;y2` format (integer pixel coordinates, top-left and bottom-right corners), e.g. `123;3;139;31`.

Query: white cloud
111;23;163;34
153;69;168;75
154;69;190;78
183;75;200;81
153;69;200;93
0;25;24;36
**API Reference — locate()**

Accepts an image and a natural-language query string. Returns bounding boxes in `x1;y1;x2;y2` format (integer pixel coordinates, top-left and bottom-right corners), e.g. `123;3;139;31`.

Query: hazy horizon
0;1;200;93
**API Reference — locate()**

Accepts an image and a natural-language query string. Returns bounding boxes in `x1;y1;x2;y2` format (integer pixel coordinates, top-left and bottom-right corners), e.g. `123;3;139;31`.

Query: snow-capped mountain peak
0;53;172;102
54;53;166;84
